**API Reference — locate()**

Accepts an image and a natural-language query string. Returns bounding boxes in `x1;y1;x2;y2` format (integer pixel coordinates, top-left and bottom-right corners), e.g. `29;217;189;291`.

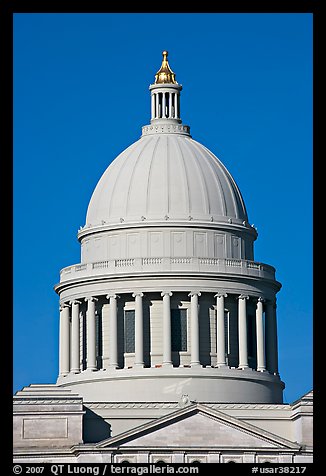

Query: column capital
59;303;70;311
188;291;201;297
132;292;144;298
70;299;82;306
257;296;266;303
161;291;173;297
85;296;98;302
238;294;249;300
106;294;120;300
214;292;228;299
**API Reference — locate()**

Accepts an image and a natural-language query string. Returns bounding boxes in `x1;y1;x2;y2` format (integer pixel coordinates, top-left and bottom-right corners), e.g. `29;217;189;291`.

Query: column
168;92;172;118
161;291;173;366
189;292;201;366
107;294;119;369
59;303;70;376
162;92;166;118
215;292;227;367
256;297;266;371
174;93;179;118
265;300;279;374
151;93;155;120
155;93;159;118
238;295;249;369
133;292;144;367
85;297;98;371
70;300;81;373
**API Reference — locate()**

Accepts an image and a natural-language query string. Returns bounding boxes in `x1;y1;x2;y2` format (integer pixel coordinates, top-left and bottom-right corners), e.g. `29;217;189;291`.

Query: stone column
256;297;266;372
215;292;228;367
162;92;166;118
168;92;172;118
107;294;119;369
151;93;155;120
175;93;179;118
156;93;160;118
133;292;144;368
70;300;81;374
238;295;249;369
59;303;70;376
265;300;279;374
189;292;201;367
85;297;98;371
161;291;173;366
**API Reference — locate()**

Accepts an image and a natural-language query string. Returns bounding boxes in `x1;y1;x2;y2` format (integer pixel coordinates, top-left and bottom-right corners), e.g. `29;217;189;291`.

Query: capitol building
13;51;313;464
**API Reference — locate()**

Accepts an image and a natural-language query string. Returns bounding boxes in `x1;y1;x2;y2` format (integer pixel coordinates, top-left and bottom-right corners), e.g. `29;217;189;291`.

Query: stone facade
13;387;313;463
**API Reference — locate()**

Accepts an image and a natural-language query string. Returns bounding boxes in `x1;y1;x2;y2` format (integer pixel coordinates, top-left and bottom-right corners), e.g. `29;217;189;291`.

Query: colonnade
151;91;180;120
59;292;278;377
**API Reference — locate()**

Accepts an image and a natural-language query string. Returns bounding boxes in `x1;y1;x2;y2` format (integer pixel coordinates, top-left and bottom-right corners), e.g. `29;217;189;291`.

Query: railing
60;257;276;282
115;259;134;267
142;258;163;265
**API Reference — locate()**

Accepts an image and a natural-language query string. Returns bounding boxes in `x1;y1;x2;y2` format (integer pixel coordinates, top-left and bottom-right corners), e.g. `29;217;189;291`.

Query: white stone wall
80;227;255;263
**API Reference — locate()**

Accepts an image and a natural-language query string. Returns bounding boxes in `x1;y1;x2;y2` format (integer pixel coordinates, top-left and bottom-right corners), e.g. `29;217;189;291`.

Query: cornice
77;220;257;241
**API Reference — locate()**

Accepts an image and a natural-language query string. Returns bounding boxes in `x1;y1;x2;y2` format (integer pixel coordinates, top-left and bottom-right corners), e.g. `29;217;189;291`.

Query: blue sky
13;13;312;403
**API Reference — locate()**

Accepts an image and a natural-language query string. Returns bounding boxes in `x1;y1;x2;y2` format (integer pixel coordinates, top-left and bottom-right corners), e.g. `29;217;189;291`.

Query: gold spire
154;50;177;84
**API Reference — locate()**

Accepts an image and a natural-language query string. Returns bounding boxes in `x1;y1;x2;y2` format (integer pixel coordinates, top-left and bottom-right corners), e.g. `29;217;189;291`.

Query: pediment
97;404;299;450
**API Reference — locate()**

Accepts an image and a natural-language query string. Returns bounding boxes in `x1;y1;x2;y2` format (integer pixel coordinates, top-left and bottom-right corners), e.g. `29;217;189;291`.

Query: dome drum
79;225;256;265
56;290;284;403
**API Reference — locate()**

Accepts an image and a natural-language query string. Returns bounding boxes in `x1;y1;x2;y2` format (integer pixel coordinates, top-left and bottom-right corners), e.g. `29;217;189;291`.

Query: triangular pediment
97;404;299;450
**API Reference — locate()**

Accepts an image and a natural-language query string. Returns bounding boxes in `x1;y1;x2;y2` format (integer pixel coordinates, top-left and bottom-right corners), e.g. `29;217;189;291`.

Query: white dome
86;133;248;227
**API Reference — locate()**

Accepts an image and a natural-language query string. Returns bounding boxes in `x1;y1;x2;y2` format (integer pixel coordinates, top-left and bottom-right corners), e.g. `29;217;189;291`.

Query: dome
55;51;283;408
86;132;248;227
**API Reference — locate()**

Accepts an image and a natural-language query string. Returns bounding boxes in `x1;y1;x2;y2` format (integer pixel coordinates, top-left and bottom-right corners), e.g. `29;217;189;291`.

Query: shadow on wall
83;407;112;443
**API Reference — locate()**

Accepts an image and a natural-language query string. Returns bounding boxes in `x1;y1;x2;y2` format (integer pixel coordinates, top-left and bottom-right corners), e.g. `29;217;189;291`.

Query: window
124;310;135;353
171;309;187;351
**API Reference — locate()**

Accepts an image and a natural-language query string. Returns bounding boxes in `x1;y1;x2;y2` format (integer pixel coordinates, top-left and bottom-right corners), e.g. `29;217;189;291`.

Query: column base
162;362;173;367
190;362;201;367
70;369;80;374
85;367;97;372
108;365;119;371
257;367;268;372
134;363;145;368
238;365;249;370
215;363;227;368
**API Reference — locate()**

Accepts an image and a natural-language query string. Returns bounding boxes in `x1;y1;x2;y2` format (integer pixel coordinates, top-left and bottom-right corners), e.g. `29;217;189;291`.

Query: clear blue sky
13;13;312;403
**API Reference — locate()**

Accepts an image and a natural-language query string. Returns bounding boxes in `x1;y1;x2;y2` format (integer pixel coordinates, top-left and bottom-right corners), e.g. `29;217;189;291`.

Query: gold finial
154;50;177;84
